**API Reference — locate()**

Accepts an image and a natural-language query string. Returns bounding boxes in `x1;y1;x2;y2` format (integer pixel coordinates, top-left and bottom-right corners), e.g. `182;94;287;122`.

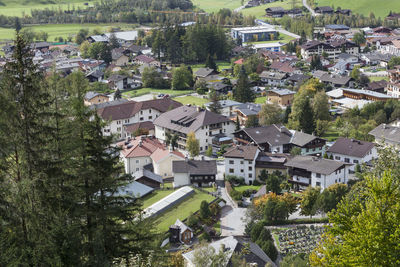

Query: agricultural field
0;0;96;17
140;188;175;209
151;188;215;231
0;23;138;41
315;0;400;18
191;0;242;13
240;0;301;19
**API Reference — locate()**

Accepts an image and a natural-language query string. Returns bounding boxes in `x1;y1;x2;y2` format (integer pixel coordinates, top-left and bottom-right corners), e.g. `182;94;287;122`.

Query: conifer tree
234;66;255;103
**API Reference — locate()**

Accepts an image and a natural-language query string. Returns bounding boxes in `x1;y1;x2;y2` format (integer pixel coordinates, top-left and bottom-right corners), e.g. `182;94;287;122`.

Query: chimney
139;140;143;147
197;106;201;112
383;123;387;129
185;156;189;162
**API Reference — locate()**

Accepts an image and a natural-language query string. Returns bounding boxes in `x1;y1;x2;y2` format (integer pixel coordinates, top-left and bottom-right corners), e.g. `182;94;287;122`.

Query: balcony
209;124;222;130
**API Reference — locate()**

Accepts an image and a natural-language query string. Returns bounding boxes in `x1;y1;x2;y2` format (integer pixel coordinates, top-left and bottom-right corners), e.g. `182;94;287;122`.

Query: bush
230;189;243;201
250;221;265;242
253;179;262;186
187;214;199;228
199;231;211;242
261;240;278;262
225;175;245;185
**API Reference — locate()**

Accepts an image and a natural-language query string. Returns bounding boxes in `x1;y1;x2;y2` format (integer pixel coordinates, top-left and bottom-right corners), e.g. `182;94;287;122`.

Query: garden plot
273;225;325;256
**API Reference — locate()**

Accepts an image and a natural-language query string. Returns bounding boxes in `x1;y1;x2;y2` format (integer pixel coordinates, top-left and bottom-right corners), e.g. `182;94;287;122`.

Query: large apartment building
301;40;359;60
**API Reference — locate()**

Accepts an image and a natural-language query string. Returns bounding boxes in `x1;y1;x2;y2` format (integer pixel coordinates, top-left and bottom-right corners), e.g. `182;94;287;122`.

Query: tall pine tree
233;65;254;103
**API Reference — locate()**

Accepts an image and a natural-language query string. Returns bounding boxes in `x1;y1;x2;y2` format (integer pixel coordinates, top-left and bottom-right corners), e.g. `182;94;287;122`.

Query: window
335;179;337;183
149;109;151;113
140;117;143;121
117;120;121;125
140;111;143;115
117;127;121;131
306;148;309;152
240;169;244;173
229;169;234;173
249;173;252;178
249;166;252;171
316;182;321;186
136;160;139;163
229;160;234;164
200;147;202;151
353;159;359;163
124;119;129;123
344;158;350;163
335;156;341;160
136;168;139;171
316;173;321;178
339;178;341;182
240;161;244;164
148;116;152;120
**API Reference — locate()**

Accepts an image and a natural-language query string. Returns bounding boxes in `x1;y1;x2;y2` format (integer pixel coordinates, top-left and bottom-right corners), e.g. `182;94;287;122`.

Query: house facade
285;156;350;190
369;120;400;147
301;40;359;60
224;145;260;184
267;89;295;107
172;160;217;187
154;105;235;153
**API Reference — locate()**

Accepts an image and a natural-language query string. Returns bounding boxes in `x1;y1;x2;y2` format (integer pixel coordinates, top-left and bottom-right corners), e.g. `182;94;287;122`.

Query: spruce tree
234;66;255;103
208;89;222;114
299;97;315;134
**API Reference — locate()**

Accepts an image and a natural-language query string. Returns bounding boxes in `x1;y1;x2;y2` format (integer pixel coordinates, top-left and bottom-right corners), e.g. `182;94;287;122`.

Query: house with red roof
118;136;185;178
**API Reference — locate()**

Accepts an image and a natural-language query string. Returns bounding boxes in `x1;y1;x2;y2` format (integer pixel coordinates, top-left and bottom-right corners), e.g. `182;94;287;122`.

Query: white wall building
224;145;260;184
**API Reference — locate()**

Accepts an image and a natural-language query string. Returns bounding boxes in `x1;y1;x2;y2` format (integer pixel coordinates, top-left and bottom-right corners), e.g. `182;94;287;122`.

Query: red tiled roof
150;148;184;163
118;136;164;158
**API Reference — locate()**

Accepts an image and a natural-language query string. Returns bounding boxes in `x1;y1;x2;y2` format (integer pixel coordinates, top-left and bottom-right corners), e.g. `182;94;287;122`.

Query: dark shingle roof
285;156;347;175
369;123;400;144
327;137;375;158
194;67;215;78
173;160;217;175
224;145;259;160
133;169;163;184
239;125;292;146
153;105;231;134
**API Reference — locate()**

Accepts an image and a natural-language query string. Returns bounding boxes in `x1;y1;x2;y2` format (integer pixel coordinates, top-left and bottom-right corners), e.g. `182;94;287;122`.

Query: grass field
0;0;96;17
140;189;175;209
255;96;266;104
191;0;242;13
234;185;262;193
152;189;215;232
191;61;231;73
122;88;194;98
0;23;137;41
240;0;302;19
245;32;296;46
174;95;209;106
369;76;389;82
315;0;399;18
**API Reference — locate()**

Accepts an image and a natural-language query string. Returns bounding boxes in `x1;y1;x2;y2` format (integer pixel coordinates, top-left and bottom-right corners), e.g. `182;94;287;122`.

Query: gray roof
239;125;292;146
290;130;322;147
194;67;215;78
172;160;217;175
105;31;138;41
153;105;231;134
268;88;295;96
236;103;261;116
320;73;352;85
116;181;154;198
369;123;400;144
327;137;375;158
89;35;109;42
173;219;193;234
288;74;310;83
285;156;347;175
205;99;242;109
342;88;393;99
84;91;107;100
260;71;287;80
224;145;259;160
133;169;163;184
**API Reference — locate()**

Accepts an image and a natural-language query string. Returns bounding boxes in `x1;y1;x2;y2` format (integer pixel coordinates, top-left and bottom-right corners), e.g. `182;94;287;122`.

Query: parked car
158;93;165;98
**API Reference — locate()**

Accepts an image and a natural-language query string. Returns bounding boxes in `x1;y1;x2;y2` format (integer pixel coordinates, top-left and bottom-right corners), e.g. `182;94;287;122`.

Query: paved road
288;205;327;220
302;0;316;16
234;1;248;12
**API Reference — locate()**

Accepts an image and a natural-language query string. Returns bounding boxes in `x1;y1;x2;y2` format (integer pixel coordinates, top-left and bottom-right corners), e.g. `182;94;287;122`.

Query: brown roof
269;61;296;73
118;136;164;158
124;121;155;134
135;54;157;63
97;98;182;121
224;145;259;160
173;160;217;175
367;80;388;91
327;137;375;158
285;156;347;175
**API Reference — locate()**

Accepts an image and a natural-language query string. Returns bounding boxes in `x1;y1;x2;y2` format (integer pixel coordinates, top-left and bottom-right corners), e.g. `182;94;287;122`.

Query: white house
204;99;242;117
327;137;377;174
285;156;351;190
224;145;260;184
118;136;185;177
369;120;400;148
96;98;182;139
153;105;236;153
259;71;288;86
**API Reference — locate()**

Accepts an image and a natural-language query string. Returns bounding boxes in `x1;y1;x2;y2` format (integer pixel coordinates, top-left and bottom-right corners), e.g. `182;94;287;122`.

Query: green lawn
191;0;242;13
234;185;262;193
213;221;221;235
0;23;138;41
203;187;217;193
122;88;194;98
255;96;266;104
174;96;209;106
140;189;175;209
191;61;231;73
240;0;302;19
0;0;96;17
245;32;296;45
315;0;399;18
322;128;340;142
369;76;389;82
152;189;216;232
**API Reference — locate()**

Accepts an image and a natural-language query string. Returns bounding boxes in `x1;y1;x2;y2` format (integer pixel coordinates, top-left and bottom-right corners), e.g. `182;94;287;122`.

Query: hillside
0;0;95;16
315;0;400;18
240;0;301;19
191;0;241;13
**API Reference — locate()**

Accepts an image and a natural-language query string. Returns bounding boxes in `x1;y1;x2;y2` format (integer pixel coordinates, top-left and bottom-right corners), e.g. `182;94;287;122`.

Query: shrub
261;240;278;262
187;214;199;228
199;231;211;242
253;179;262;186
230;189;243;201
250;221;265;242
225;175;245;185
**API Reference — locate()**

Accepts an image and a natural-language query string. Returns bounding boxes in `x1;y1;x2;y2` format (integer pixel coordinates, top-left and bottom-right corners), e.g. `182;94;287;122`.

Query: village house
259;71;288;86
194;67;218;80
327;137;377;174
234;103;262;126
132;169;163;189
231;26;278;43
96;98;182;139
169;219;193;245
172;159;217;187
314;6;334;15
234;125;326;155
387;67;400;98
265;7;286;18
123;121;155;137
154;105;235;153
134;54;160;67
112;49;130;67
369;120;400;147
285;156;350;190
118;135;185;177
84;91;109;106
267;88;295;107
255;152;290;178
224;145;260;184
301;40;359;60
204;99;242;117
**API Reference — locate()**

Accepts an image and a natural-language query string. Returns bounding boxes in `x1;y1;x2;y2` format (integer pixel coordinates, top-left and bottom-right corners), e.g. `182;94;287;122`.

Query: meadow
191;0;242;13
0;0;96;17
0;23;137;41
315;0;400;18
240;0;301;19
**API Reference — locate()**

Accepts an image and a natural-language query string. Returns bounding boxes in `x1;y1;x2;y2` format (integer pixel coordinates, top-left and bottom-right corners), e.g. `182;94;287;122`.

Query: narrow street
302;0;316;16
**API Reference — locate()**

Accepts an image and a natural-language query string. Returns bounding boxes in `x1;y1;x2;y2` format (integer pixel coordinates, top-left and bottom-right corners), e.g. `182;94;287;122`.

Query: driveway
302;0;316;16
220;205;247;236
